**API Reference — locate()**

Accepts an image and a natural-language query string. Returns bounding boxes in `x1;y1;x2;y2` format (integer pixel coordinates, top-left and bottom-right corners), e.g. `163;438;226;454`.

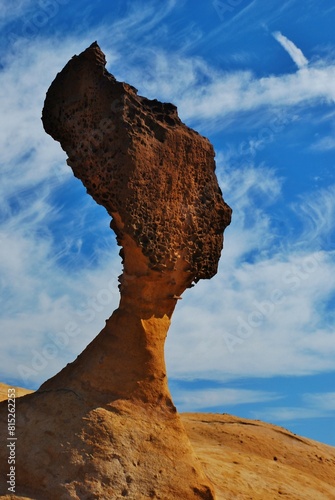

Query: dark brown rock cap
42;42;232;284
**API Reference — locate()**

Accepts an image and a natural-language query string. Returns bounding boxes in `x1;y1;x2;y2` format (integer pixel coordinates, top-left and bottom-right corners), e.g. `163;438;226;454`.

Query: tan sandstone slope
1;384;334;500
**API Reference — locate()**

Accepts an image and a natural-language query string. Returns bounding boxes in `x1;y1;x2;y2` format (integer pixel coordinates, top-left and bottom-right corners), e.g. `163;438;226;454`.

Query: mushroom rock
0;43;231;499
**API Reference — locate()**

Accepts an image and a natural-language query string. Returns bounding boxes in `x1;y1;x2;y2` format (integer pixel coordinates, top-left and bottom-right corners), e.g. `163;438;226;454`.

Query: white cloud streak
304;392;335;412
178;63;335;124
0;0;36;23
174;388;279;413
311;136;335;152
273;31;309;69
251;407;323;422
251;392;335;423
166;249;335;381
291;184;335;250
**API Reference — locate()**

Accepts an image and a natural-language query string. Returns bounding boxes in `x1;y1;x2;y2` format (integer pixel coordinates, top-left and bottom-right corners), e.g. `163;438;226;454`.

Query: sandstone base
0;393;214;499
0;310;215;500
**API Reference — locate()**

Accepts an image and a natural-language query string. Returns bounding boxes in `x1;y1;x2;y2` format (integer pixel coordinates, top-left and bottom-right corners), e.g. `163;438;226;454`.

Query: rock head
0;43;231;499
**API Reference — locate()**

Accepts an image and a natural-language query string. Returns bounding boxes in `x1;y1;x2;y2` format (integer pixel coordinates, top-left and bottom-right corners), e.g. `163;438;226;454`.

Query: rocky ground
182;413;335;500
1;383;334;499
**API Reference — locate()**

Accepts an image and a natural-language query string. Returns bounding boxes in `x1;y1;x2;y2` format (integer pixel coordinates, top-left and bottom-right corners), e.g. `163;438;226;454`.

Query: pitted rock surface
42;42;231;283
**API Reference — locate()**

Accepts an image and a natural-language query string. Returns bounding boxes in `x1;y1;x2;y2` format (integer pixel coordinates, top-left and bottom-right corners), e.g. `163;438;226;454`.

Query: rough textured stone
1;386;335;500
42;41;231;285
183;413;335;500
0;43;231;499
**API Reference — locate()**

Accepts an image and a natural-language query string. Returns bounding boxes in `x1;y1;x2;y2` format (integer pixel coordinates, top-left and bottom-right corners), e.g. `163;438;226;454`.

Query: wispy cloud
291;184;335;250
251;392;335;423
304;392;335;411
273;31;309;69
311;136;335;152
101;0;178;50
251;407;323;422
178;63;335;125
173;387;279;412
212;0;258;24
167;248;335;381
0;0;36;24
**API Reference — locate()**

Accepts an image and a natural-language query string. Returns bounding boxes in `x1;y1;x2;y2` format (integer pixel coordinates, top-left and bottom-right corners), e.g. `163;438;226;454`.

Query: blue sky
0;0;335;447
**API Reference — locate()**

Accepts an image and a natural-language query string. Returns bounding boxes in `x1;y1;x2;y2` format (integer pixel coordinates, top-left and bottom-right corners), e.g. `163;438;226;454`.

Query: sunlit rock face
0;43;231;499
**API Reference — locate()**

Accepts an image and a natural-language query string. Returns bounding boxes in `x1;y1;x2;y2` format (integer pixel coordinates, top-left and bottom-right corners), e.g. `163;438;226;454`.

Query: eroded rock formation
0;43;231;499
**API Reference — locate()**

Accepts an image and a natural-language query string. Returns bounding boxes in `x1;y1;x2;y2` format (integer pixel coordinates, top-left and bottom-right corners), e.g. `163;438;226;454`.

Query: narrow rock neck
117;232;194;319
39;267;188;406
118;271;186;319
40;237;193;405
